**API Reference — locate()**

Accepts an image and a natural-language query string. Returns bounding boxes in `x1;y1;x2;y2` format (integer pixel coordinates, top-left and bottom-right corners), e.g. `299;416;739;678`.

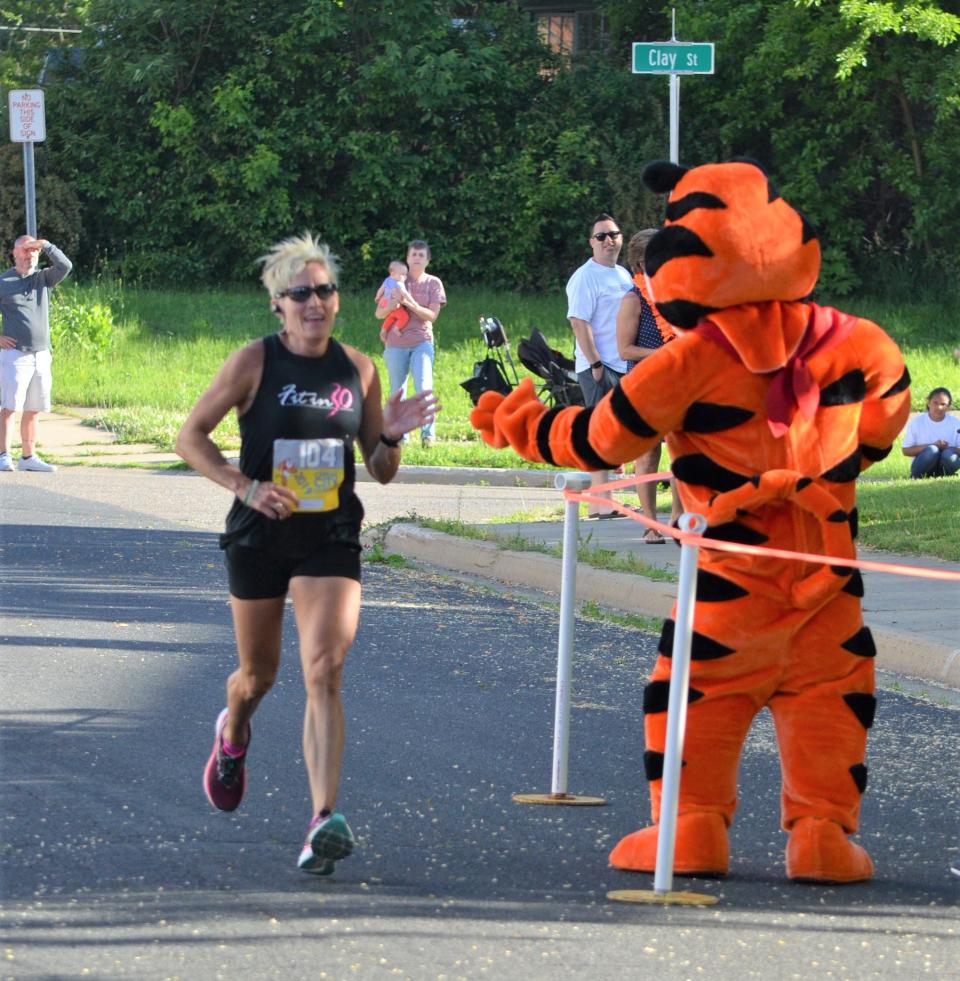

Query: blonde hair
259;232;340;297
627;228;659;272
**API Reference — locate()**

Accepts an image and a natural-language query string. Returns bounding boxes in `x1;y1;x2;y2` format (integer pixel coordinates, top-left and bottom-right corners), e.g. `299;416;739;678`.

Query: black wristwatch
590;359;603;370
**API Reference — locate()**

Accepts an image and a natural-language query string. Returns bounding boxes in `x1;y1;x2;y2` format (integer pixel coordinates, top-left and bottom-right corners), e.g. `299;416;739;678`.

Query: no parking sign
8;89;46;143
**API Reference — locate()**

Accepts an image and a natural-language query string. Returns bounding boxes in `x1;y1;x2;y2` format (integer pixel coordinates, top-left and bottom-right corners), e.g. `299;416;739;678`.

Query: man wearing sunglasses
565;214;633;516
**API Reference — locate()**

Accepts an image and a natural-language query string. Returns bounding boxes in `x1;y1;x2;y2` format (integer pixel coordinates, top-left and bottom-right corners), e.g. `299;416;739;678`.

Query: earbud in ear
271;303;281;314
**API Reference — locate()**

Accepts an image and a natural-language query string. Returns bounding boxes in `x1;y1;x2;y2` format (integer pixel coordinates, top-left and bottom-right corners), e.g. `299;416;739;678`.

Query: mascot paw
609;812;729;877
469;391;509;448
786;817;873;883
469;378;547;457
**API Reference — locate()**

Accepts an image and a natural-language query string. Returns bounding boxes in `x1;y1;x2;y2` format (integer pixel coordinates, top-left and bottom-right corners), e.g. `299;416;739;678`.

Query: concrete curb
379;523;960;690
868;627;960;689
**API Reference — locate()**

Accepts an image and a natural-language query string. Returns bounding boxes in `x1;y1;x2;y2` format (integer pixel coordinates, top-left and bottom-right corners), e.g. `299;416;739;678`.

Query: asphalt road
1;472;958;979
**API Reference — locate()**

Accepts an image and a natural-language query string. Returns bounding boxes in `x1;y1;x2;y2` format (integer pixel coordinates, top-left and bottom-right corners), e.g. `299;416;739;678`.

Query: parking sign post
8;89;47;238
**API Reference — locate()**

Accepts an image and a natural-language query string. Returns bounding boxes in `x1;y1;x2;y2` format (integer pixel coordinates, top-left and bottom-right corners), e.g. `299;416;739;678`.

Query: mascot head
642;159;821;329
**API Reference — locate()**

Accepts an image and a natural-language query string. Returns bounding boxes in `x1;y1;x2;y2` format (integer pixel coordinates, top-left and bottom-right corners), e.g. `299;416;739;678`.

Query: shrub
50;291;116;361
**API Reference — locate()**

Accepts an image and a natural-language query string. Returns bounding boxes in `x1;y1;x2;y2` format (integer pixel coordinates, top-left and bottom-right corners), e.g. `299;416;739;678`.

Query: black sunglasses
277;283;339;302
593;230;622;242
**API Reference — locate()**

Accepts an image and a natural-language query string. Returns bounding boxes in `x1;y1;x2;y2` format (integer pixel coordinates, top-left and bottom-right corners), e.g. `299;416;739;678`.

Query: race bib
272;439;345;512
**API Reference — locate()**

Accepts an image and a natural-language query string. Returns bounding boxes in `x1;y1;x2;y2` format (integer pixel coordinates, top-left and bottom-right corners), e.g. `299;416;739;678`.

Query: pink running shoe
203;708;249;811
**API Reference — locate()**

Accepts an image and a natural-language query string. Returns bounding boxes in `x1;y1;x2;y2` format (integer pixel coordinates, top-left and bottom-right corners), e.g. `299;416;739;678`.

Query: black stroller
516;327;585;407
460;316;520;406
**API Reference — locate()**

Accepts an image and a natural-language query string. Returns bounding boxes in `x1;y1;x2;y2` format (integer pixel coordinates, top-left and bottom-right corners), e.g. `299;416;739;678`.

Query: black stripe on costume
843;693;877;730
659;618;736;661
696;569;750;602
682;401;755;433
820;369;866;406
535;408;563;466
821;449;861;483
703;521;770;546
657;619;674;656
665;191;727;221
881;366;910;398
840;568;865;597
570;408;615;470
799;210;818;244
849;507;859;539
796;476;813;491
860;442;891;463
609;385;657;438
643;679;705;715
644;225;714;278
849;763;868;795
644;750;665;782
841;626;877;659
827;509;849;523
644;681;671;715
655;298;718;330
672;453;751;492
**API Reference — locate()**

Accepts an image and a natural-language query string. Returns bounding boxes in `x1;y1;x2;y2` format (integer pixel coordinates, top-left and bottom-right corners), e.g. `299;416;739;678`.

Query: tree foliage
0;142;81;253
604;0;960;293
1;0;958;293
41;0;604;287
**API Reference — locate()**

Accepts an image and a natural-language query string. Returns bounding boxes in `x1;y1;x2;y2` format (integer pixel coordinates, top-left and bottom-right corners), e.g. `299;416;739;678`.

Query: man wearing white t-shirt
901;386;959;478
566;214;633;516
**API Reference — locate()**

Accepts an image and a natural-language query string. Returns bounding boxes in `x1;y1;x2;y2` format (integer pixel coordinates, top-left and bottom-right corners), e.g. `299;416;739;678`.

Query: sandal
642;529;666;544
587;511;619;520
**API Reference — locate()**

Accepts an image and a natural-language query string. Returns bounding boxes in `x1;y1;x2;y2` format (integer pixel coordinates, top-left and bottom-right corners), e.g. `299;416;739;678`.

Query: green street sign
632;42;714;75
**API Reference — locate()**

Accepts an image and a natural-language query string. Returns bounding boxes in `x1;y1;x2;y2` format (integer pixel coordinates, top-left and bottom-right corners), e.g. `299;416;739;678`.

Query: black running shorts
224;542;362;600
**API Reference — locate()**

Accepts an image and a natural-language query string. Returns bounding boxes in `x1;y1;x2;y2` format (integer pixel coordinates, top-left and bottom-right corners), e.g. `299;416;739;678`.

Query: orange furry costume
471;161;911;882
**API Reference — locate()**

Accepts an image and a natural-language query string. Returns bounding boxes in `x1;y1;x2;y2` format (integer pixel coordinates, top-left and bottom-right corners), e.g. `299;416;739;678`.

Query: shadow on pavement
2;523;957;950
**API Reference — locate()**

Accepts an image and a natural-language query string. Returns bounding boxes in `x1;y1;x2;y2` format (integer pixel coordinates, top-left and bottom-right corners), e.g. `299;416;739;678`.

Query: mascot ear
730;156;768;175
643;161;689;194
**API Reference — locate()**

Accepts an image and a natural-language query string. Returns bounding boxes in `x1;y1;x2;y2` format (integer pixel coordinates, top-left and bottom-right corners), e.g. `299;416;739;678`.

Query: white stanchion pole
550;471;591;796
654;512;707;895
512;471;606;807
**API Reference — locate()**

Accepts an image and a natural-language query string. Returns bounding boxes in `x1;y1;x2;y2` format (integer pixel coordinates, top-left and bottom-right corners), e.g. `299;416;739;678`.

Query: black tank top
220;333;365;552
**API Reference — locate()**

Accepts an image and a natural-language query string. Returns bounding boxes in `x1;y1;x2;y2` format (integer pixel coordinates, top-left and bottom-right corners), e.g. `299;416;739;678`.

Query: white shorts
1;348;53;412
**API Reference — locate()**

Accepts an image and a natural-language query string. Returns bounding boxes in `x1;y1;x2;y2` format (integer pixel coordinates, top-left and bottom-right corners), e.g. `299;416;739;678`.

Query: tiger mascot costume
471;160;911;883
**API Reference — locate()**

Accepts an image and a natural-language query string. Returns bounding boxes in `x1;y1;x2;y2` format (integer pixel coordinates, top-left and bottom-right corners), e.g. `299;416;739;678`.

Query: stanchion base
512;792;607;806
607;889;719;906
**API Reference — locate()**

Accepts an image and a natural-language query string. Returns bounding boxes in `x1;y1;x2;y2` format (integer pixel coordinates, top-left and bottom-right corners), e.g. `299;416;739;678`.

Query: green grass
856;478;958;562
53;282;573;458
50;281;959;560
409;515;678;582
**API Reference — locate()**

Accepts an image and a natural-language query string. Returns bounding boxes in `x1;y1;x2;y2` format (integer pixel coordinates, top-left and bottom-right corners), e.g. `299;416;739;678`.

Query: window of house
537;14;575;56
535;10;605;58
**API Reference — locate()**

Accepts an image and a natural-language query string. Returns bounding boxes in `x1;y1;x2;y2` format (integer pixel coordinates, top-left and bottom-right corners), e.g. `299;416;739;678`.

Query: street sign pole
23;142;37;237
8;89;47;238
669;72;679;164
670;7;679;164
631;9;714;165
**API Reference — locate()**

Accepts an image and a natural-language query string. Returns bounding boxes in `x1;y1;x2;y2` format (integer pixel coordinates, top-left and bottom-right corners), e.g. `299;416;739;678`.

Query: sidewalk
22;409;960;688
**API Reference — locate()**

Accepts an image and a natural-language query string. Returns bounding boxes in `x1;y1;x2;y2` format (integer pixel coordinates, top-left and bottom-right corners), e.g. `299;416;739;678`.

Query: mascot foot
609;812;729;877
786;817;873;883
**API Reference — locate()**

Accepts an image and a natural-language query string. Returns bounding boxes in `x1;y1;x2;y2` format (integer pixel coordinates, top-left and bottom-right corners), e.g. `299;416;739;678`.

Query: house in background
520;1;607;57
